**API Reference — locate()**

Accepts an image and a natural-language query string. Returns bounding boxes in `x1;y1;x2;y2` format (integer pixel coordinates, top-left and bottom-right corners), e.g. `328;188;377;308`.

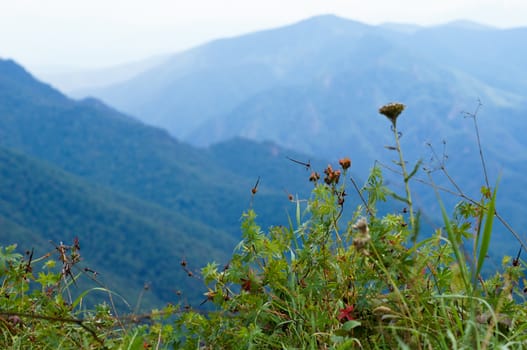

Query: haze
1;0;526;73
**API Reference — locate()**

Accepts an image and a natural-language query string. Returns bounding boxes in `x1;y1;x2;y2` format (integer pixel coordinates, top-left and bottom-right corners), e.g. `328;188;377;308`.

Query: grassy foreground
1;103;527;349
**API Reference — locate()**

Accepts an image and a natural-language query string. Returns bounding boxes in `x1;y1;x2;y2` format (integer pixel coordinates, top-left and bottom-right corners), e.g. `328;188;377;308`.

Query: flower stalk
379;103;415;230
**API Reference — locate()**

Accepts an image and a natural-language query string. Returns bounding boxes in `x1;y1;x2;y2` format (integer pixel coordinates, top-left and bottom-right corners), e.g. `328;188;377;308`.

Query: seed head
339;157;351;170
379;102;405;126
309;171;320;182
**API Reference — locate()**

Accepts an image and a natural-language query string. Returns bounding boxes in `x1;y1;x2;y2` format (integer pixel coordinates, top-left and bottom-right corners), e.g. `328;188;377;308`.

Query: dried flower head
339;157;351;170
333;170;341;184
352;217;369;235
352;217;371;252
309;171;320;182
323;165;341;185
379;102;405;126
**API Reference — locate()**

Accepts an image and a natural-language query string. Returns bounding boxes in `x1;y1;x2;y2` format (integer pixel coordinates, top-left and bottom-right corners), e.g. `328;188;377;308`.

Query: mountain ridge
74;15;527;148
0;57;321;307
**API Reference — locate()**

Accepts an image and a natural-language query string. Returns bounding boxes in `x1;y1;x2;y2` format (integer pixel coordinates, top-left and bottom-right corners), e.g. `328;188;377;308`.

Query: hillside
0;145;236;308
0;59;310;234
0;58;323;306
2;13;527;305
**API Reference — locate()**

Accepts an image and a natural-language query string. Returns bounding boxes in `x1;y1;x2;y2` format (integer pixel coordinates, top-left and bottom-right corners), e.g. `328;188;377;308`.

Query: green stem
393;124;415;229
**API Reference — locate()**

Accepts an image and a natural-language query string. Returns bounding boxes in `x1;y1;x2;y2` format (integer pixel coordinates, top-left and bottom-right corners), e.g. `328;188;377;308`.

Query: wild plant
170;102;527;349
2;102;527;349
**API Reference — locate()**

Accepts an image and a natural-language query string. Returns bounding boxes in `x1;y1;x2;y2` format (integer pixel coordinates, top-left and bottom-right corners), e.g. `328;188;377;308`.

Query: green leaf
342;320;361;331
476;182;498;278
405;159;422;182
433;182;470;291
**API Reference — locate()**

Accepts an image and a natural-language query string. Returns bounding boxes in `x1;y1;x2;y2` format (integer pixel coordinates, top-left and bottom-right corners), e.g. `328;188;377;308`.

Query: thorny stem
393;124;415;230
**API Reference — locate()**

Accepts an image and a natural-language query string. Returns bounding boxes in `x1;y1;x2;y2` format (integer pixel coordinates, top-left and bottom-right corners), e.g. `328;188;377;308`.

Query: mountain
35;53;170;94
0;58;322;307
77;15;527;148
0;144;235;308
75;15;376;138
3;12;527;306
0;58;301;234
74;15;527;254
396;24;527;95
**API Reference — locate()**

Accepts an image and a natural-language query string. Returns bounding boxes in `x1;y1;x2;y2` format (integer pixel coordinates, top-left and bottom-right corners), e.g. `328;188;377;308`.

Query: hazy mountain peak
294;14;367;28
0;58;35;82
74;14;527;156
0;58;68;104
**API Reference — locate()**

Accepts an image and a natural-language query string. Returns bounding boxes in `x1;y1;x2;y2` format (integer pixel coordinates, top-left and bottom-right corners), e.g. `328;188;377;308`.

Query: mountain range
72;15;527;247
74;15;526;160
1;14;527;308
0;58;320;308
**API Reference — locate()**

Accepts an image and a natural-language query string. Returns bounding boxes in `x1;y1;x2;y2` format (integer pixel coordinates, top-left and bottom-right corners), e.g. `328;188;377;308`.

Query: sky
1;0;526;72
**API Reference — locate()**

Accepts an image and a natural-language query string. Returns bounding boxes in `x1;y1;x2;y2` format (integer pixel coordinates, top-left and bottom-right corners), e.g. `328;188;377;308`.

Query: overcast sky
1;0;526;71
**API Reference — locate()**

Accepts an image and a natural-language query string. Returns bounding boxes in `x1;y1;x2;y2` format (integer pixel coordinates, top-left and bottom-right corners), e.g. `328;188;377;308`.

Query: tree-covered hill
0;58;322;307
0;58;309;235
0;144;238;308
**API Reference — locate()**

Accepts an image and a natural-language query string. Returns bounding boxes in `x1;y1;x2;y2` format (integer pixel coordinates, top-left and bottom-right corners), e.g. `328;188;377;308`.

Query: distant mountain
74;15;527;254
396;24;527;95
76;15;375;138
0;58;320;307
34;53;171;94
77;15;527;147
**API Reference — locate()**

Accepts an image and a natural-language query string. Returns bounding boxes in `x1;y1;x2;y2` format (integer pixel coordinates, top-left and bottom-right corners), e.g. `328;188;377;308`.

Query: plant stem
393;124;415;230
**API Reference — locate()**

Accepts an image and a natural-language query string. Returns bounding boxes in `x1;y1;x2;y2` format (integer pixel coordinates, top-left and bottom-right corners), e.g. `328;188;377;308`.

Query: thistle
379;102;405;127
379;102;416;237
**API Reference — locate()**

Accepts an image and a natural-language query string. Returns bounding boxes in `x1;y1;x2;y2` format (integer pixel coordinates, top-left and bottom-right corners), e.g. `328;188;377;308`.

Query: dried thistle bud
323;165;341;185
379;102;405;126
333;170;341;184
339;157;351;170
352;217;371;252
352;217;369;235
309;171;320;182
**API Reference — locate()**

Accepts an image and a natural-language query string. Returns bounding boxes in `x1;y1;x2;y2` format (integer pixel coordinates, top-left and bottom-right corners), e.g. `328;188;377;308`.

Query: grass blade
476;183;498;278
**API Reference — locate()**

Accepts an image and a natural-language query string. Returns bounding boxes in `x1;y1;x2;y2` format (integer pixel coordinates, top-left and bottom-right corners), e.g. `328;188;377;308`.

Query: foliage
172;168;527;349
0;145;234;308
2;102;527;348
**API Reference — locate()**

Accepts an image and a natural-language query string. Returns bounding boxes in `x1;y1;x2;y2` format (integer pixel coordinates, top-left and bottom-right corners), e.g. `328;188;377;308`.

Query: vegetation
2;103;527;349
0;144;236;308
0;58;319;307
